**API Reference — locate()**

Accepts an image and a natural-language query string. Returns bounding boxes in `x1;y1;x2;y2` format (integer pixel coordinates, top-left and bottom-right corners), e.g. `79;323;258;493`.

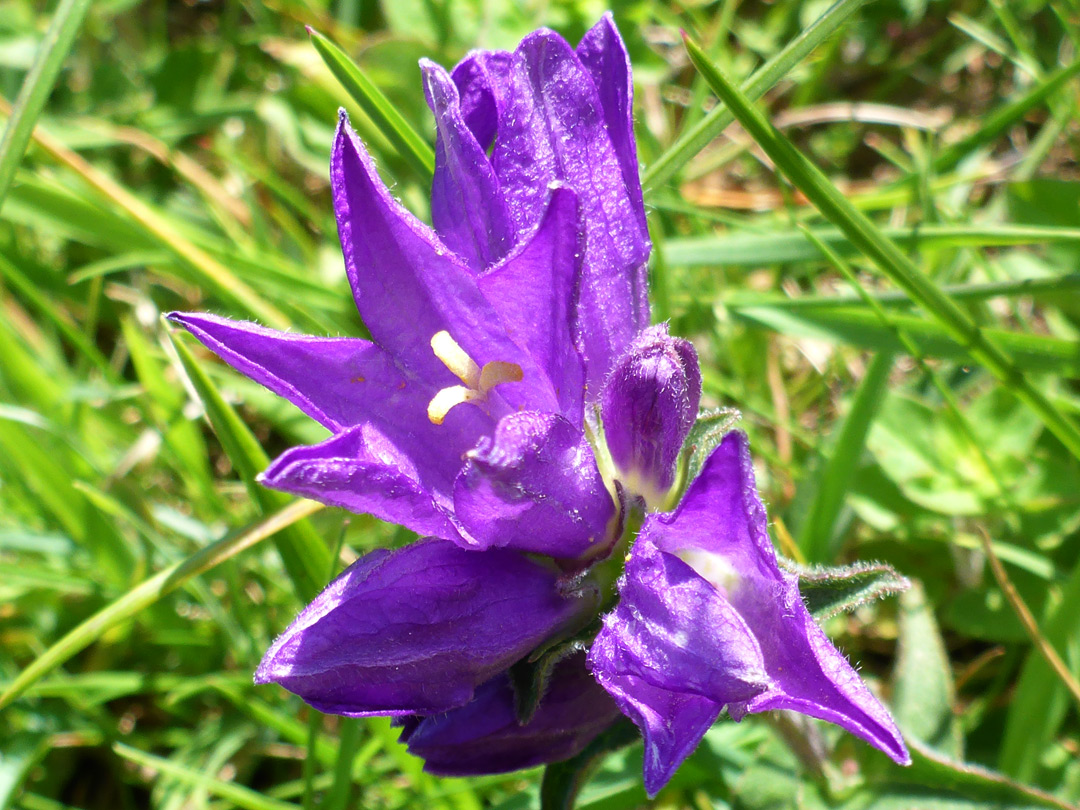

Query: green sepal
783;559;909;622
682;407;742;485
509;619;602;726
539;717;641;810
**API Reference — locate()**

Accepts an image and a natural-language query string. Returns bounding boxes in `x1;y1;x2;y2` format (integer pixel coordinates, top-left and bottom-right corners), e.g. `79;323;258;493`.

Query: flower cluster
171;14;908;796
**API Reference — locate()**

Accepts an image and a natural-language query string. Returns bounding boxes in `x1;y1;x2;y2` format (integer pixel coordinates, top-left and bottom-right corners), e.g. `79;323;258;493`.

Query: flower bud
599;324;701;506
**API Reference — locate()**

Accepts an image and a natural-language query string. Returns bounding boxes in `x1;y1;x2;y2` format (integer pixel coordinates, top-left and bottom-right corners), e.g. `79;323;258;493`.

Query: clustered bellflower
170;14;909;796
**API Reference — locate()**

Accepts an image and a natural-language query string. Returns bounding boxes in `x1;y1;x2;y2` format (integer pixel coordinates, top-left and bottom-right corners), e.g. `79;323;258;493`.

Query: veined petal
588;538;769;794
647;431;910;766
404;653;621;775
260;424;460;540
730;593;912;767
478;184;585;422
168;312;488;494
576;13;647;236
453;411;614;559
450;50;513;151
588;663;720;798
422;59;513;271
491;29;650;389
255;540;591;716
331;113;555;413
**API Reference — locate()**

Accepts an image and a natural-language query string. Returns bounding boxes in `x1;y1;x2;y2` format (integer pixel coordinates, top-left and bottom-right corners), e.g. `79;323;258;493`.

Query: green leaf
682;407;742;485
112;743;300;810
642;0;870;192
796;351;894;562
539;719;641;810
933;59;1080;173
785;559;909;622
169;330;331;602
727;304;1080;376
664;225;1080;267
0;499;323;712
307;27;435;183
892;582;963;759
999;560;1080;780
0;0;92;211
682;32;1080;459
857;737;1077;810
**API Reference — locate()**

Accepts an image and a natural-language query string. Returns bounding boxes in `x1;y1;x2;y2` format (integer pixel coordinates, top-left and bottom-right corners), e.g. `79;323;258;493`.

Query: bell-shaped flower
600;324;701;507
256;539;596;716
588;431;910;796
168;14;650;564
399;653;622;775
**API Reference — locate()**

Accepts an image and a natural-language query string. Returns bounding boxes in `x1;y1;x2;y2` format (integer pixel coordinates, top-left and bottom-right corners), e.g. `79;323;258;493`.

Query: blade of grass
978;530;1080;712
323;719;363;810
0;97;289;329
722;274;1080;311
307;27;434;183
795;350;894;562
112;743;300;810
933;59;1080;173
169;330;331;602
682;34;1080;460
727;304;1080;375
664;224;1080;267
642;0;869;193
0;0;92;211
0;498;323;712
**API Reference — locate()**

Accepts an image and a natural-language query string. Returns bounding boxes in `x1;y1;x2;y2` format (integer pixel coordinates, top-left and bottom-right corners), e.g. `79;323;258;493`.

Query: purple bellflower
170;12;908;795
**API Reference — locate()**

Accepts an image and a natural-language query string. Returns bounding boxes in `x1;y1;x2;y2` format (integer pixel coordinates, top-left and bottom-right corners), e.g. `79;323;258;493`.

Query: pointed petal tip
304;24;316;36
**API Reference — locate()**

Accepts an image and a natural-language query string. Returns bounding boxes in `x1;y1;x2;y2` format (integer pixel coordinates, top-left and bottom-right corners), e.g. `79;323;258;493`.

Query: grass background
1;0;1079;808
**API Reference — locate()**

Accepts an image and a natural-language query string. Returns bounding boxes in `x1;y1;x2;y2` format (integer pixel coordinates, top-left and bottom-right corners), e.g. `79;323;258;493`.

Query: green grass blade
933;59;1080;173
0;499;323;712
722;274;1080;311
682;33;1080;460
999;561;1080;780
0;0;92;211
642;0;868;193
664;225;1080;267
796;350;893;562
169;331;331;602
112;743;300;810
728;304;1080;376
308;27;435;183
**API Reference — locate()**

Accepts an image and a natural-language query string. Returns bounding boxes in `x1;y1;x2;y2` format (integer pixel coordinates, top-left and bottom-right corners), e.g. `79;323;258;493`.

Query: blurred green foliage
1;0;1078;808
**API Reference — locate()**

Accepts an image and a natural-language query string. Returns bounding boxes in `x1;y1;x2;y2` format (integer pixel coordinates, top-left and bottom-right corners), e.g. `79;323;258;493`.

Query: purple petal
648;431;910;765
576;13;647;237
422;59;513;271
588;664;720;797
255;540;592;716
405;653;621;776
167;312;386;433
478;185;585;422
450;50;513;150
588;538;769;794
491;30;650;389
331;113;556;414
166;313;489;488
453;411;614;559
600;324;701;503
260;424;461;540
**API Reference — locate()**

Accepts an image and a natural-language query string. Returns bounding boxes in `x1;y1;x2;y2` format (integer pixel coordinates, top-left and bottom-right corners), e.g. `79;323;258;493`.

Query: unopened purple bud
600;324;701;506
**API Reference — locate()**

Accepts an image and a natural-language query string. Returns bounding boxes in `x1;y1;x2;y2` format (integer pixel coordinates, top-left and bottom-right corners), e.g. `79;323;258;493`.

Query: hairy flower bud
600;324;702;507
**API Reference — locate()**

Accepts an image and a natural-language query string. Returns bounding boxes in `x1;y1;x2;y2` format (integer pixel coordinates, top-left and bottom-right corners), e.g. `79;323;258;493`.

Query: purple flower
400;653;622;775
588;431;910;795
601;324;702;507
168;12;909;792
255;539;597;716
168;13;643;749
